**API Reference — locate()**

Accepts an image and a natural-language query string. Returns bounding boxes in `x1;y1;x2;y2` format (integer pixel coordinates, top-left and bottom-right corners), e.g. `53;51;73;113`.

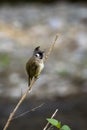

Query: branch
44;35;58;62
12;103;44;120
43;109;58;130
3;35;58;130
3;77;35;130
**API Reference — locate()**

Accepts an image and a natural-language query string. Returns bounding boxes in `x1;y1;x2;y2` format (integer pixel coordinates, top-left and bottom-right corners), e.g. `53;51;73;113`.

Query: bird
26;46;44;86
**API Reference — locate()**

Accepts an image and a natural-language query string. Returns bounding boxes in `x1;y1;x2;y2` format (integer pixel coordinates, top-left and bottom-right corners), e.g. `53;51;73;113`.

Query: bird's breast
39;62;44;71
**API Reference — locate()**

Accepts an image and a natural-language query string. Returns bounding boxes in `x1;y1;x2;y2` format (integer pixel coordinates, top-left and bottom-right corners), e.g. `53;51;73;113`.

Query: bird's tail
28;77;31;87
28;77;36;90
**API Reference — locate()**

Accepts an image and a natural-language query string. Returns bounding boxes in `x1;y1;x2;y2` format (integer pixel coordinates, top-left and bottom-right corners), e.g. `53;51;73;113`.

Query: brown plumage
26;46;44;86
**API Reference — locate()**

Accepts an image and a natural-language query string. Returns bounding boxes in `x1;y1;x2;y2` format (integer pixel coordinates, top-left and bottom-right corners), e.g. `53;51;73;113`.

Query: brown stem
3;78;35;130
44;35;58;62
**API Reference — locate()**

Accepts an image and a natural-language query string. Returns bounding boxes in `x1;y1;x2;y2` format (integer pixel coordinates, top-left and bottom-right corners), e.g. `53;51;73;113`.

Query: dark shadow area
1;94;87;130
0;0;87;5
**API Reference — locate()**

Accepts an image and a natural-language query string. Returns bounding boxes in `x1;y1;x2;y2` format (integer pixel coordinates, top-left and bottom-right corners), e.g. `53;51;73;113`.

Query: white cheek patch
36;53;39;57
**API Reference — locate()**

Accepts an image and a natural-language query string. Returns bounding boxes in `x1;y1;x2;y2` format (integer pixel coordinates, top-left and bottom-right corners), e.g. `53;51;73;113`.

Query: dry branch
3;77;35;130
3;35;58;130
13;103;44;120
44;35;58;62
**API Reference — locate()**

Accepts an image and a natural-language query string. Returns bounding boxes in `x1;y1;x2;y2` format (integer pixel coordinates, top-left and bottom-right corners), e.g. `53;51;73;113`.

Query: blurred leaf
47;118;59;128
0;53;10;68
57;69;69;77
56;121;61;129
60;125;71;130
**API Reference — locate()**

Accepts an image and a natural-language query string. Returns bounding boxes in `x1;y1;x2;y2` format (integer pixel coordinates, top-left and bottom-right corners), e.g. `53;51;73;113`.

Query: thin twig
3;77;35;130
44;35;58;62
43;109;58;130
3;35;58;130
47;125;54;130
12;103;44;120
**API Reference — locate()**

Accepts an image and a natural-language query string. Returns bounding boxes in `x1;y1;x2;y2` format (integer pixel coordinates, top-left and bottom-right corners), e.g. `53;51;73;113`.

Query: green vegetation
0;53;10;68
57;69;69;77
47;118;71;130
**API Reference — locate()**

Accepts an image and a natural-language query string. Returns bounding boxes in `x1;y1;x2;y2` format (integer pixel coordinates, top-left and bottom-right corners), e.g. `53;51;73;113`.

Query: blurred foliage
0;53;10;68
57;69;70;78
47;118;71;130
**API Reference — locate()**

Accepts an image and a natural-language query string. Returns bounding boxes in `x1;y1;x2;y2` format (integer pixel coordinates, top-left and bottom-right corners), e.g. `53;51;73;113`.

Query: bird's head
33;46;44;59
